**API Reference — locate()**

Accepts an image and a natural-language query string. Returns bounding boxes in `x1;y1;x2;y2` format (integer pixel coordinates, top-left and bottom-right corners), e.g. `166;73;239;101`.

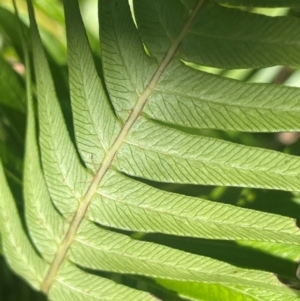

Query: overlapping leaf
144;60;300;132
135;0;300;68
156;280;300;301
101;0;300;132
214;0;300;7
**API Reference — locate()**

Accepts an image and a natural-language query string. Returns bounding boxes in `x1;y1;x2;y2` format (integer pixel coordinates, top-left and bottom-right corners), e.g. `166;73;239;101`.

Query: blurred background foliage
1;0;300;300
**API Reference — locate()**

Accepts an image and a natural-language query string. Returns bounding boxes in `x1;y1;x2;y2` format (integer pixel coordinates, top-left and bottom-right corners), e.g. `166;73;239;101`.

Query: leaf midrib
40;0;206;293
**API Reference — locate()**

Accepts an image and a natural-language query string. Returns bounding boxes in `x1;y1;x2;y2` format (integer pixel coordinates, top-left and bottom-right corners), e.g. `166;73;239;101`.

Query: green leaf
0;6;28;58
23;58;65;262
88;169;300;244
0;57;26;112
144;60;300;132
49;263;160;301
156;280;300;301
238;240;300;262
70;221;298;294
0;55;26;150
135;1;300;68
99;0;157;120
182;4;300;69
116;117;300;192
0;140;23;185
0;160;47;289
3;0;300;300
110;1;300;133
64;0;120;171
28;0;91;217
214;0;300;8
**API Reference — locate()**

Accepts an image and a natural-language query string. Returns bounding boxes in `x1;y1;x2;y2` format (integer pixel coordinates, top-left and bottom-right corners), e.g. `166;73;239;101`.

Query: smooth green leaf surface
0;140;22;185
156;280;300;301
0;6;28;57
238;240;300;262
